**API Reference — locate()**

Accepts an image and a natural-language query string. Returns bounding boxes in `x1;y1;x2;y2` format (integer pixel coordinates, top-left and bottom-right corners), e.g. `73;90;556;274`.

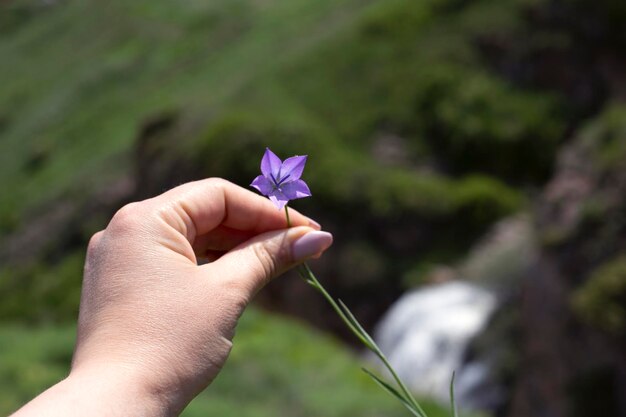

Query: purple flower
250;148;312;210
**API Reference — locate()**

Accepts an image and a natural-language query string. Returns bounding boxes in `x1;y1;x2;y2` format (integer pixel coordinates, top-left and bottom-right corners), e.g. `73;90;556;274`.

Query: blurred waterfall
373;281;499;411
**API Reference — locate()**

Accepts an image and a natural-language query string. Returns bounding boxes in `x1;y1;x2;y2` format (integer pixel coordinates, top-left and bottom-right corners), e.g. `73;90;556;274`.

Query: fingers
203;227;333;301
149;178;318;243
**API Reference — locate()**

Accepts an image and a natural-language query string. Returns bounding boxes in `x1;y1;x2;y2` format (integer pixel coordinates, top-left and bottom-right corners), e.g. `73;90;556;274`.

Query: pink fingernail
293;231;333;260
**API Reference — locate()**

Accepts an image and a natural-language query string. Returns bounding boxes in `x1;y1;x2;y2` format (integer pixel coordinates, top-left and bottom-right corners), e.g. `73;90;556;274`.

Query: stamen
277;174;291;186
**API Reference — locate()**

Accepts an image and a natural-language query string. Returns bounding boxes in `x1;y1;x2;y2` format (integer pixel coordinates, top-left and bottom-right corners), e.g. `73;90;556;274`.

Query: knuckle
114;202;142;219
203;177;232;196
85;231;105;273
87;231;104;254
110;202;145;232
209;177;240;193
251;241;280;279
206;177;231;188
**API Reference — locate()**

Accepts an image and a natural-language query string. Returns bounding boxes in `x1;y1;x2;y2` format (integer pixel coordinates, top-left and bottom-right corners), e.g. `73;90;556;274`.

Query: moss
0;1;54;36
452;175;524;225
358;0;435;40
579;104;626;172
0;210;19;236
579;103;626;172
0;251;84;323
572;254;626;336
413;66;564;182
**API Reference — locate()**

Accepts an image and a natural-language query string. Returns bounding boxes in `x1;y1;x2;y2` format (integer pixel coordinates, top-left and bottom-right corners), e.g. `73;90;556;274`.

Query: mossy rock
413;65;564;182
579;103;626;172
572;254;626;337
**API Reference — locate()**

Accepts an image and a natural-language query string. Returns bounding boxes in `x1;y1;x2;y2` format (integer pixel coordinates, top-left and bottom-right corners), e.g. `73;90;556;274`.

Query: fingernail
293;231;333;260
307;218;322;230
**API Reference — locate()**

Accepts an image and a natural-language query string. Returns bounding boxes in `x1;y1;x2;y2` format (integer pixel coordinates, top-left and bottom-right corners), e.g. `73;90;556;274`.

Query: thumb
203;226;333;301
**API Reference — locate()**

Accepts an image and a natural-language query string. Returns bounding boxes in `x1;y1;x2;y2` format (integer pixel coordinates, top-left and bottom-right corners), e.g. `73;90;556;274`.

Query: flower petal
268;192;289;210
250;175;273;196
280;179;312;200
261;148;282;179
280;155;307;181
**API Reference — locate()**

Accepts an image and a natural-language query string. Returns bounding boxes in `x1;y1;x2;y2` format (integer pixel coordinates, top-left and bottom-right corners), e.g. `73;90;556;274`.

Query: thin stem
299;263;373;348
285;206;291;227
284;204;427;417
375;348;426;416
450;371;458;417
298;262;426;417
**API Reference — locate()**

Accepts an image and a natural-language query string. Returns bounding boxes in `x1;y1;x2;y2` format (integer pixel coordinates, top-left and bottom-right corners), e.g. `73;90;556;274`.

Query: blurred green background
0;0;624;416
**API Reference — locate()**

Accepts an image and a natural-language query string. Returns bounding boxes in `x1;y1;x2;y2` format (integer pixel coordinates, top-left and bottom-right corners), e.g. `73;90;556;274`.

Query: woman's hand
13;178;333;416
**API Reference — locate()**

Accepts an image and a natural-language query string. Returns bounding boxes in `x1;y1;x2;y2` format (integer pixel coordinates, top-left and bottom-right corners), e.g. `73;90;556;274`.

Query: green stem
284;204;427;417
285;205;291;228
300;263;373;348
299;262;426;417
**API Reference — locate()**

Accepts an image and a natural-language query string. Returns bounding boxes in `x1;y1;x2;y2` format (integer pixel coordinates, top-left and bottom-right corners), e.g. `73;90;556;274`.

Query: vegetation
0;0;543;326
573;255;626;337
1;0;625;415
0;308;458;417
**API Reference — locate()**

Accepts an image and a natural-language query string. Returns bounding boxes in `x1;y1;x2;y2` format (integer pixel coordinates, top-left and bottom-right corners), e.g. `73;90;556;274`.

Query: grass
0;0;378;233
0;307;456;417
0;0;557;236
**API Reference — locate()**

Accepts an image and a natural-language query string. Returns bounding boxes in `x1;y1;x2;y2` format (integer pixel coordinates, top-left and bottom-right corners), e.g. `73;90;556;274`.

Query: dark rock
508;108;626;417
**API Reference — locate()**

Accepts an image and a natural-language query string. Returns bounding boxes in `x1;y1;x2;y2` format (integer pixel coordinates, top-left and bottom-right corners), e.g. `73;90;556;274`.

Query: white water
373;281;497;409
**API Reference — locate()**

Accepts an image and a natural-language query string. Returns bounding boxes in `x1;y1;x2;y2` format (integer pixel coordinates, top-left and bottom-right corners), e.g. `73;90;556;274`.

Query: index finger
149;178;317;242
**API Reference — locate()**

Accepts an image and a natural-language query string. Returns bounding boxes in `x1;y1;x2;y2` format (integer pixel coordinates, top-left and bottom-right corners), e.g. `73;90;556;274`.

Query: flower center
270;173;291;188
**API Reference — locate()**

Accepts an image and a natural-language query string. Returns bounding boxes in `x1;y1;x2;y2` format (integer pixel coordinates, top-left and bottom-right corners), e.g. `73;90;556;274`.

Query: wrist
13;363;179;417
66;363;177;417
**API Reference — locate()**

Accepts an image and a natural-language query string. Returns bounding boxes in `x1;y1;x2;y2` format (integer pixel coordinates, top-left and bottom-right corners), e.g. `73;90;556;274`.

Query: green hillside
0;0;376;230
0;0;540;236
0;0;541;327
2;0;624;415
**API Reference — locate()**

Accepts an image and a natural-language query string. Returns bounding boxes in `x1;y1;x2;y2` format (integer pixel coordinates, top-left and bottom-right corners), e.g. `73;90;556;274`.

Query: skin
12;178;332;417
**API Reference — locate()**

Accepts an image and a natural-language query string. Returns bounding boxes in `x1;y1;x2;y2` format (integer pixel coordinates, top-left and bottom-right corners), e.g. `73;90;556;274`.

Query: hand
13;178;333;416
